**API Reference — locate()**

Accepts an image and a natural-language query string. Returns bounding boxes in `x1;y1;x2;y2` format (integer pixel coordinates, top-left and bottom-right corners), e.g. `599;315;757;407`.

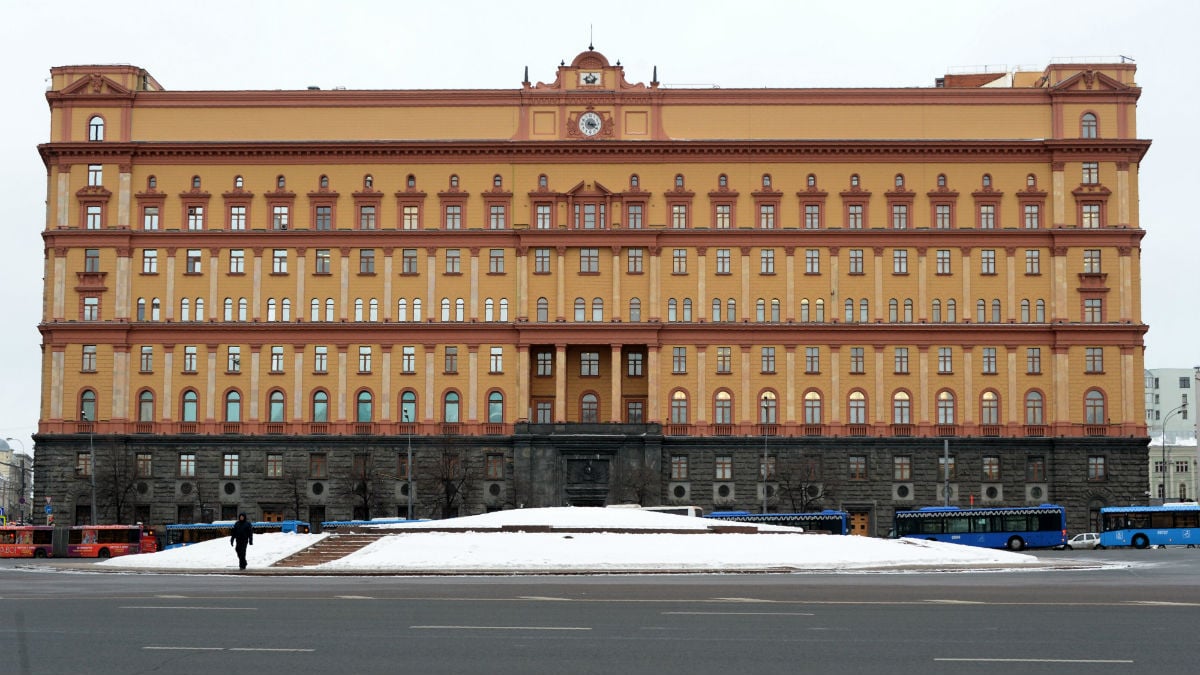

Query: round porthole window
488;483;501;496
985;486;999;499
311;482;324;495
717;484;731;498
673;485;687;499
224;482;236;495
896;485;910;498
1030;486;1044;499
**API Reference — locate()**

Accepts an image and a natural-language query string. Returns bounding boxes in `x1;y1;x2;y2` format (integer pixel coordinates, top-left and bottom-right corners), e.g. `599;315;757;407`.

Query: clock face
578;112;602;137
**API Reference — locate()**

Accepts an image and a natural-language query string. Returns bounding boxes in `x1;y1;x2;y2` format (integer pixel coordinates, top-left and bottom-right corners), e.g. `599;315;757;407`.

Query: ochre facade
33;51;1150;534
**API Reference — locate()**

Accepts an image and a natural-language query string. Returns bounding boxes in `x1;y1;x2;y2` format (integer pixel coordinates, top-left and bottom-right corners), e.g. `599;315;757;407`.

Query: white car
1064;532;1101;550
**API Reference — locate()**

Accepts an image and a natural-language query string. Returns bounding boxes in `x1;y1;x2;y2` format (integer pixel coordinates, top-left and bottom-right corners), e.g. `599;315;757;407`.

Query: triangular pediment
564;180;615;196
59;73;133;96
1051;70;1130;93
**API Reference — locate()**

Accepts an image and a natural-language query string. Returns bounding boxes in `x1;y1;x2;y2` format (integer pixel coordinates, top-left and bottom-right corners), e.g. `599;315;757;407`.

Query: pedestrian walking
230;513;254;570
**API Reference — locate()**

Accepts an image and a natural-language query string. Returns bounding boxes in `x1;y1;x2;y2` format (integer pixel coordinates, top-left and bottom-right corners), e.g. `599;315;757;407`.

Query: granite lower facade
32;425;1148;536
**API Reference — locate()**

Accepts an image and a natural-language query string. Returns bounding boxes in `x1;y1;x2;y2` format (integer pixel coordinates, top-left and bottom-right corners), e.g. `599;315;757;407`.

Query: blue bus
1098;503;1200;549
164;520;310;549
893;504;1066;551
705;510;850;534
320;518;420;532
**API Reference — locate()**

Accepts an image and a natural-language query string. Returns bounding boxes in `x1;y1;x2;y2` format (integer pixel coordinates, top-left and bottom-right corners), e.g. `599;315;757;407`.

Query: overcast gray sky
3;0;1195;448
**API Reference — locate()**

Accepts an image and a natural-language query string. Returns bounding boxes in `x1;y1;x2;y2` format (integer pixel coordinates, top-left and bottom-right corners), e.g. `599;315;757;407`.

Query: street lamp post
761;400;769;515
403;410;413;520
81;413;97;525
1161;403;1188;504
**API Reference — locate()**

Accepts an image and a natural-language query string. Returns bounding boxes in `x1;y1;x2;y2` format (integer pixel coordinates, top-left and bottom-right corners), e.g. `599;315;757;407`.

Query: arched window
670;390;689;424
147;175;157;190
191;175;202;189
362;174;372;189
714;390;733;424
726;298;736;322
312;390;329;423
484;298;495;322
804;391;823;424
946;299;957;322
850;174;860;188
397;298;408;322
181;390;199;422
137;298;147;321
1027;173;1037;188
814;298;825;322
762;174;772;188
937;391;956;424
152;298;162;321
674;174;684;188
80;390;97;422
937;173;947;187
234;175;244;189
180;298;190;322
488;391;504;423
981;391;999;425
368;299;377;322
682;298;692;321
982;173;992;188
224;390;242;422
1021;299;1031;323
324;298;334;322
845;298;855;322
976;299;987;323
354;298;364;321
991;299;1001;323
800;299;810;322
771;299;781;322
718;174;728;188
449;174;459;188
756;299;766;322
848;391;867;424
356;391;373;422
400;391;417;424
581;393;599;423
268;390;285;423
311;298;321;321
1081;112;1098;139
894;174;905;188
276;175;286;189
759;391;777;424
195;298;205;321
592;297;604;322
859;299;869;323
574;297;586;322
267;298;277;322
493;174;503;188
1025;391;1044;425
1035;300;1046;323
538;174;548;188
630;174;639;188
807;173;817;188
1085;390;1106;425
889;298;899;323
932;299;943;323
903;299;913;323
443;391;460;423
440;298;451;322
893;391;911;424
138;390;155;422
629;297;641;322
536;297;549;322
455;298;464;322
88;115;105;141
412;298;422;321
711;298;721;322
319;175;330;189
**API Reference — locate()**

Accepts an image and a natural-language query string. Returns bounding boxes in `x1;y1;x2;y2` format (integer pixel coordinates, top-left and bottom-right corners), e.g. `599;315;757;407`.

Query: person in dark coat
230;513;254;570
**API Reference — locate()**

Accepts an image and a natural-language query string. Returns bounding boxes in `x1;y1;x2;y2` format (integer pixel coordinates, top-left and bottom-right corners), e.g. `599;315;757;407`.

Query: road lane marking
230;648;316;652
144;646;314;652
122;606;257;610
926;599;986;604
335;595;375;599
662;611;814;616
935;658;1133;664
411;625;591;631
144;647;224;651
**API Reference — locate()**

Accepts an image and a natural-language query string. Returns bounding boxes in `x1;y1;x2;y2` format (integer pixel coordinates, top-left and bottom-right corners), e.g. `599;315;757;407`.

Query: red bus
0;525;157;558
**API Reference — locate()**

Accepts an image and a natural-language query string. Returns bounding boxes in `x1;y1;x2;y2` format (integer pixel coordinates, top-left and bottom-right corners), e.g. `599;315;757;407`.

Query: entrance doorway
848;511;871;536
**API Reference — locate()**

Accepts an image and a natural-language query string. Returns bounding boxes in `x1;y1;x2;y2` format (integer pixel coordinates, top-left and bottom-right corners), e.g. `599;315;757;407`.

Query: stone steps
271;534;383;568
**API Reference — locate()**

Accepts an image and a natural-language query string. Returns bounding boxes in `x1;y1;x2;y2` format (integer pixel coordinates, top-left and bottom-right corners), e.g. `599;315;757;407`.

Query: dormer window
894;174;905;188
450;174;459;188
937;174;947;188
191;176;201;190
407;174;416;188
88;116;105;142
982;174;992;188
276;175;286;189
234;175;244;189
718;174;728;188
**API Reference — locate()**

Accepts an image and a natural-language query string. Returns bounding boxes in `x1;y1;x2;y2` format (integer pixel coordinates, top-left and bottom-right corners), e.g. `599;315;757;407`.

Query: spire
652;65;659;86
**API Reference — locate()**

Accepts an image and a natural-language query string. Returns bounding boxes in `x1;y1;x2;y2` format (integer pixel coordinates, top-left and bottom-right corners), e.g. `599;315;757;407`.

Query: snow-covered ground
99;507;1042;573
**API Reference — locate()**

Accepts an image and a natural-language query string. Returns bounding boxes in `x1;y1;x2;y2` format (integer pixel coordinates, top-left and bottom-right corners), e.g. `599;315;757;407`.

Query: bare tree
613;457;660;505
94;441;137;524
339;451;384;521
418;437;470;519
774;456;828;513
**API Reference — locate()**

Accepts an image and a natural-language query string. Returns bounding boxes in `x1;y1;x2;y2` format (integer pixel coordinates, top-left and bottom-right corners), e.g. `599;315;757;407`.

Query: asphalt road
2;548;1197;675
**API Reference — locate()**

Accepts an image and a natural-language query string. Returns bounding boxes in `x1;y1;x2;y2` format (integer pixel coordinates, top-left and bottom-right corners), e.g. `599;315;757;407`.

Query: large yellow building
34;50;1149;535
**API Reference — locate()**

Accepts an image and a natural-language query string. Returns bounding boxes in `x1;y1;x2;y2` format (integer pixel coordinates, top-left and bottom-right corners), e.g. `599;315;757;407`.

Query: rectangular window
401;249;418;275
850;347;865;374
627;248;643;274
671;204;688;229
359;249;375;274
227;346;240;373
892;249;908;274
314;249;331;274
579;351;598;376
489;204;506;230
400;345;415;373
229;249;245;274
938;347;953;374
490;346;504;373
714;455;733;480
935;204;952;229
938;456;956;481
1082;162;1099;185
804;204;820;229
444;346;459;374
672;249;687;274
141;249;157;274
979;204;995;229
272;205;289;230
1025;249;1040;275
805;347;820;374
315;205;332;231
444;204;462;230
1083;249;1102;274
849;456;867;480
136;453;153;478
980;249;996;275
139;345;153;372
580;248;599;273
266;453;284;479
626;204;643;229
85;205;102;229
1026;347;1042;374
359;205;377;230
1085;347;1104;373
891;204;908;229
78;249;99;274
82;296;100;321
1088;456;1107;481
536;351;552;377
178;453;196;478
186;205;204;230
1024;204;1040;229
715;204;731;229
847;204;863;229
484;454;504;481
271;345;285;373
81;345;97;372
761;346;776;374
309;453;328;479
715;248;731;274
848;249;864;275
357;346;371;373
1081;203;1101;229
893;456;912;481
313;346;328;374
142;206;160;230
534;248;551;274
1026;456;1045;481
76;452;93;477
627;352;644;377
183;346;198;373
805;249;820;274
1083;298;1104;323
270;249;287;274
489;249;505;274
894;347;909;374
716;346;732;374
445;249;461;274
535;203;552;229
760;249;775;274
670;455;689;480
186;249;203;274
982;347;997;374
936;249;951;275
759;204;775;229
88;164;102;186
229;205;246;231
222;453;240;479
672;347;687;374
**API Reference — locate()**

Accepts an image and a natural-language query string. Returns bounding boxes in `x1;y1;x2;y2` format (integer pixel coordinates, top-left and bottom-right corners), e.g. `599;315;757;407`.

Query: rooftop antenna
589;25;594;51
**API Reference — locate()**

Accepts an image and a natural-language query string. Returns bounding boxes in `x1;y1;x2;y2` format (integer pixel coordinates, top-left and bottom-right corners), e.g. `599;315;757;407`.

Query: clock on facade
578;111;602;137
